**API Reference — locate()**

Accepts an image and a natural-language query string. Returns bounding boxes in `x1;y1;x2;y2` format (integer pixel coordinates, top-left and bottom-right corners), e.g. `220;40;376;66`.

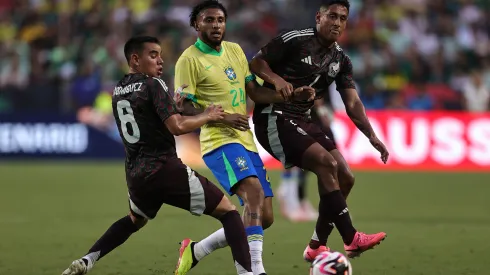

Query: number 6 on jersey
116;100;140;143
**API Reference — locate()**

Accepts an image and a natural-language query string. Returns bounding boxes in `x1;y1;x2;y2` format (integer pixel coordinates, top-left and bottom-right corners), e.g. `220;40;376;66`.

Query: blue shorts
203;143;273;205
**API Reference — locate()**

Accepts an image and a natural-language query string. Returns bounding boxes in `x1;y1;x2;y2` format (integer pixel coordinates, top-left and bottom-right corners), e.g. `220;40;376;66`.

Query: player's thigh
203;143;261;198
248;150;274;199
132;160;224;218
254;114;317;169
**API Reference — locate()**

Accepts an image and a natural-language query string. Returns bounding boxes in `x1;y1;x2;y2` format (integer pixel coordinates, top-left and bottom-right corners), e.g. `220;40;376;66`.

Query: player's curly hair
189;0;228;28
320;0;350;12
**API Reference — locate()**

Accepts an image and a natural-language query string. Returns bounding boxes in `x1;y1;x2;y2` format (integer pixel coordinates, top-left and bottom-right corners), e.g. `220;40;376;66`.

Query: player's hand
274;78;294;101
369;136;389;164
220;113;250;131
204;104;225;122
173;84;188;112
292;86;315;101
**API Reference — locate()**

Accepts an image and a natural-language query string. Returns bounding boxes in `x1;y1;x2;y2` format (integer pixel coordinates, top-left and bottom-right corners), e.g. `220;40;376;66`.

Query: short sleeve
149;77;180;122
259;32;293;66
174;56;198;103
234;44;256;85
335;55;356;90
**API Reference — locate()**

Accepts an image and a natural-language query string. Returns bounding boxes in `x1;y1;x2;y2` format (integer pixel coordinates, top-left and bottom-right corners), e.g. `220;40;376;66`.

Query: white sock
311;230;319;242
235;260;254;275
82;251;99;271
249;240;265;275
193;228;228;261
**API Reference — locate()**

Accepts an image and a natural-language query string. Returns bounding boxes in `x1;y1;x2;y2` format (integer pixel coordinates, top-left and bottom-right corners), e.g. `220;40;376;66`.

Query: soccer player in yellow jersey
173;1;314;275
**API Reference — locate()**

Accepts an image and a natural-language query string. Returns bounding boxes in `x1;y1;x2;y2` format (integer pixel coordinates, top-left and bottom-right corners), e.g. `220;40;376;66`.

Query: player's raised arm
234;43;313;103
245;79;315;103
149;78;224;136
250;34;294;99
336;56;389;163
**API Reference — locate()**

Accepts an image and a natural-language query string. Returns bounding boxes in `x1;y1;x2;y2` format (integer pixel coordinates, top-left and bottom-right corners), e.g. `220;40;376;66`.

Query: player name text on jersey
113;82;143;96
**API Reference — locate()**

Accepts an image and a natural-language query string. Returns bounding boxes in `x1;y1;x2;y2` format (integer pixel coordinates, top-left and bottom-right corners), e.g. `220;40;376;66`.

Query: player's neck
316;36;336;49
128;67;141;75
198;36;222;53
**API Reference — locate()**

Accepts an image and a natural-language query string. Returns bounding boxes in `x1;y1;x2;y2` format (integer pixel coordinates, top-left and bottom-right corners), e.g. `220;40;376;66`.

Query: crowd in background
0;0;489;114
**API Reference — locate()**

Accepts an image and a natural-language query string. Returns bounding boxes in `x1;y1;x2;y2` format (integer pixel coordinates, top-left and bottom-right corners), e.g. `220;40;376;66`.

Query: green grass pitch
0;162;489;275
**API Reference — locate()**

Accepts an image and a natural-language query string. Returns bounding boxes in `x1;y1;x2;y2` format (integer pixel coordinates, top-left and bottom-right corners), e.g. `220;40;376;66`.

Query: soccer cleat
61;259;88;275
175;238;199;275
344;231;387;258
303;245;330;262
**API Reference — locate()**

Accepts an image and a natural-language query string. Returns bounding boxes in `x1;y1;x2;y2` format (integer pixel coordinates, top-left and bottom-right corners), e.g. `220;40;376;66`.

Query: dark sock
322;190;356;244
220;210;252;273
298;170;307;201
309;222;334;249
82;216;139;265
312;198;336;249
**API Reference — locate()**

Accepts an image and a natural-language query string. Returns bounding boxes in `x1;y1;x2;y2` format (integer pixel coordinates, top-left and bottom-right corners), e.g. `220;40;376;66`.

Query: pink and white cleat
303;245;330;262
344;231;386;258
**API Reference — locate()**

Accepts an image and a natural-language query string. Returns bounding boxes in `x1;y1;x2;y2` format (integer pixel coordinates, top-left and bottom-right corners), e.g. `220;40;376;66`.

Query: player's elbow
165;116;187;136
169;125;186;136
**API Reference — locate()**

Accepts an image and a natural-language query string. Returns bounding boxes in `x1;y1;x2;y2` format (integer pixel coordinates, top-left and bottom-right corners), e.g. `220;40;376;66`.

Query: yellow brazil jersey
175;39;257;156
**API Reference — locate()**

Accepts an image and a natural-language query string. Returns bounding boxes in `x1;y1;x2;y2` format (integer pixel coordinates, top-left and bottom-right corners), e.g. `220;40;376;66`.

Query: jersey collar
194;38;223;56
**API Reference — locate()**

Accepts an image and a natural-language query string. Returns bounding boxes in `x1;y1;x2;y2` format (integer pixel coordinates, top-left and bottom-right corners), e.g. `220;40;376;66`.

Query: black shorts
254;113;337;169
310;110;336;142
127;158;224;219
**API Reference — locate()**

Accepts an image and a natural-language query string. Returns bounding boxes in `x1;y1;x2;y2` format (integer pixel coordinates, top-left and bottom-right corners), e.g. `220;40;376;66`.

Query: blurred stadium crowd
0;0;489;114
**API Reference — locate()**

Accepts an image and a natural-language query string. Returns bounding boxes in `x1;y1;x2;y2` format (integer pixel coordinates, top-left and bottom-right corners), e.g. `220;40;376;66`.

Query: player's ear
131;53;139;67
315;11;322;24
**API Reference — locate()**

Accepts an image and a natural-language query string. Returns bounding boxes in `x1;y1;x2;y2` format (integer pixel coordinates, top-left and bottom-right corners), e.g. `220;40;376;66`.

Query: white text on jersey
113;82;143;96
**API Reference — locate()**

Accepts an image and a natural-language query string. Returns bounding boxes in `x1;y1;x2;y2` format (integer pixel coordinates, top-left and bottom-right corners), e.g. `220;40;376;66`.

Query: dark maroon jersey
112;73;181;177
253;27;355;119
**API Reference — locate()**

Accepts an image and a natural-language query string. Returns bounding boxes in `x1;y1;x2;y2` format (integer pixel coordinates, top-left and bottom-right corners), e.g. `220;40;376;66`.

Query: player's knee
236;178;264;207
213;196;237;217
128;212;148;230
321;155;338;171
343;170;355;188
310;153;337;175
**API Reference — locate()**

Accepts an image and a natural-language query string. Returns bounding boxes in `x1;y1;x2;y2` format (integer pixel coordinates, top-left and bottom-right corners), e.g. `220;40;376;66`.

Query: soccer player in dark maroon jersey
250;0;389;260
61;36;254;275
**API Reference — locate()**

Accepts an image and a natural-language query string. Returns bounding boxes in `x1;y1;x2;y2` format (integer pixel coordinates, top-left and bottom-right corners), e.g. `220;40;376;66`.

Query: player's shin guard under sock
246;225;265;275
321;190;357;245
193;228;228;261
219;211;253;274
82;216;139;267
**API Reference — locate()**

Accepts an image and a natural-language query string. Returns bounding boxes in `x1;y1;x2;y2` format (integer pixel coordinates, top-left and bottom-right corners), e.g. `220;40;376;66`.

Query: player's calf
177;196;253;275
261;197;274;230
330;149;355;198
234;177;267;275
61;214;145;275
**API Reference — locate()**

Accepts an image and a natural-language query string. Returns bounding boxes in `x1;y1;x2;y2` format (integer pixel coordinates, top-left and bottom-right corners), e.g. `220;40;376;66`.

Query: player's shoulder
278;27;315;43
147;76;169;93
222;41;245;55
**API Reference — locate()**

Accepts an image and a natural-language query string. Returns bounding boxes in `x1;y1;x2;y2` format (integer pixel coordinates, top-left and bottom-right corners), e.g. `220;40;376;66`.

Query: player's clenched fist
273;78;294;101
292;86;315;101
204;104;225;121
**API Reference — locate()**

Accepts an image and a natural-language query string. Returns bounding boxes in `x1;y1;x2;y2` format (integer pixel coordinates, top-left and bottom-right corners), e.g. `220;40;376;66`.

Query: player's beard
203;30;226;47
